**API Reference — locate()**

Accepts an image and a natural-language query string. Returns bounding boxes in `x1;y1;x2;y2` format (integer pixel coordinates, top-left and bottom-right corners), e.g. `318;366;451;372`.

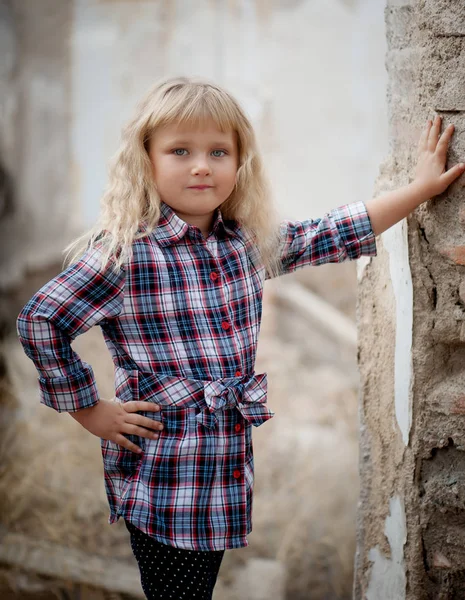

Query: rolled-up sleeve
16;245;126;413
266;200;377;279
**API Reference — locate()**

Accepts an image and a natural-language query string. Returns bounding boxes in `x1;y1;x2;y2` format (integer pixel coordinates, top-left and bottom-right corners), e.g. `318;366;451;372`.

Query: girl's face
148;119;239;232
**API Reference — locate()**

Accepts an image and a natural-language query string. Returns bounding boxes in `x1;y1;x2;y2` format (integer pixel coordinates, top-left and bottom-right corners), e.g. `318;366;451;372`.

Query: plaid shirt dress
16;199;377;551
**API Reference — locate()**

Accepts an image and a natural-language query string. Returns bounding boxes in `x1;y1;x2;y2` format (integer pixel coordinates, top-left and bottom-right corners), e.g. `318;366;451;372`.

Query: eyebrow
163;139;235;148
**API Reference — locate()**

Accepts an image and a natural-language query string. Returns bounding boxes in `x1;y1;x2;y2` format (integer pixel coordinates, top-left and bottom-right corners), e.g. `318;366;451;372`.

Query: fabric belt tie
114;364;275;429
197;373;274;429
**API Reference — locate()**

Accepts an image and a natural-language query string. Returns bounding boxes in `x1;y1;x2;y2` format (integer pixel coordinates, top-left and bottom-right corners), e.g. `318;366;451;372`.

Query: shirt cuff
38;363;100;413
332;200;377;260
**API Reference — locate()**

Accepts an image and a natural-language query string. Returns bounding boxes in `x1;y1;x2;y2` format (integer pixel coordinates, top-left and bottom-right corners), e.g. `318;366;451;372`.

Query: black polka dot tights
124;520;225;599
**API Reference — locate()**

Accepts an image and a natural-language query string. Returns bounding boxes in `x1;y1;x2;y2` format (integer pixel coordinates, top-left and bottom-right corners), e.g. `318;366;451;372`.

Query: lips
188;185;213;190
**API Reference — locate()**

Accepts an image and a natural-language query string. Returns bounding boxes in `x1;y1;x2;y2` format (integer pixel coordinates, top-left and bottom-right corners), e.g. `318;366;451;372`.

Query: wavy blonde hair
64;76;284;278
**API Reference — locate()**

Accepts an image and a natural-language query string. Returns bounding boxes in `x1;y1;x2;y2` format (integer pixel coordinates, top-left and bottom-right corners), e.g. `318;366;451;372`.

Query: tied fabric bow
195;373;275;429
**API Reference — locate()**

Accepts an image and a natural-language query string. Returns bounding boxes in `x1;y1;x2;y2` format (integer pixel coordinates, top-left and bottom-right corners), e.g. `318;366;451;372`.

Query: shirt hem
109;512;251;551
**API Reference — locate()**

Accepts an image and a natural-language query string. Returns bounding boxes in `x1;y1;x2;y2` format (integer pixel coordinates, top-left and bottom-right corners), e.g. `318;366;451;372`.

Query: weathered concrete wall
356;0;465;598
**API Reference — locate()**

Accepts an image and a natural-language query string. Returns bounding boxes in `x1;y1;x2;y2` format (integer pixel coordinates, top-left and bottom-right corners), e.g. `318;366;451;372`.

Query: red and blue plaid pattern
16;199;376;551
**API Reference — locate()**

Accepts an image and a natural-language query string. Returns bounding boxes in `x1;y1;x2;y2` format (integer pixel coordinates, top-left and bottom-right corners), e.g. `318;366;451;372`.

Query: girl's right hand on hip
69;398;163;453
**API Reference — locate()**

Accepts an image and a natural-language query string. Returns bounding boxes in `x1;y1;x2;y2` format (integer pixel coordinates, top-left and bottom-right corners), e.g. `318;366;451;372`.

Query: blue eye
211;150;226;157
173;149;188;156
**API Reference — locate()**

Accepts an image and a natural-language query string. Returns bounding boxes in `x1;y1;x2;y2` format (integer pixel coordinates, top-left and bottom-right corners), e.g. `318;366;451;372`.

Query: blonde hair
63;76;284;278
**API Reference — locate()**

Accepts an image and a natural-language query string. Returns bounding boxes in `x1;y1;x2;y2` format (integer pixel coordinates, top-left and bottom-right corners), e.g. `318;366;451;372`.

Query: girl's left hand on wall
413;115;465;198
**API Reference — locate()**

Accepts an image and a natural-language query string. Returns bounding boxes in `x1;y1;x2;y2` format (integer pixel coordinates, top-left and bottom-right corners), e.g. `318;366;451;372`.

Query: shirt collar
151;201;240;247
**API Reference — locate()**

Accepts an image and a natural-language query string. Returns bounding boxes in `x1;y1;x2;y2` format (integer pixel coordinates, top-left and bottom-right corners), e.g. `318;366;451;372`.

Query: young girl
16;77;464;600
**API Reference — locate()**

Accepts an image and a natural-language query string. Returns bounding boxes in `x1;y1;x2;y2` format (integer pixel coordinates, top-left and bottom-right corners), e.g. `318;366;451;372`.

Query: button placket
204;249;241;374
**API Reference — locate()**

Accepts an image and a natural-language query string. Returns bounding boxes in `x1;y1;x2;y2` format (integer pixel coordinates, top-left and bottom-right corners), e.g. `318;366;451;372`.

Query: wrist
69;400;100;421
409;179;434;206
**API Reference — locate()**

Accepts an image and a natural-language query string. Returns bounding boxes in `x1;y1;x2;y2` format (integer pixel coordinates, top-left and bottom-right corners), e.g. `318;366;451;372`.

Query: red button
210;272;218;281
221;321;230;330
235;370;242;377
235;423;242;433
233;470;241;479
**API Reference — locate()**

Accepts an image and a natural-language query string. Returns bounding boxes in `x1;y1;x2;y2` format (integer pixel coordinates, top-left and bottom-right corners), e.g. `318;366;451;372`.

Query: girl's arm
365;116;465;236
16;244;126;413
265;199;377;280
265;116;464;280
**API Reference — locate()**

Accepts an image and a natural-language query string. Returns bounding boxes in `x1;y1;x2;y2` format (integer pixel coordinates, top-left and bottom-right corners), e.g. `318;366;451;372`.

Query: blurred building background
0;1;388;598
70;0;388;227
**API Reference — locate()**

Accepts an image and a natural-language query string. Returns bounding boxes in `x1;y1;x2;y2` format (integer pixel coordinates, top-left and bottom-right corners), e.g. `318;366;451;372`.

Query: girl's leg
124;519;225;600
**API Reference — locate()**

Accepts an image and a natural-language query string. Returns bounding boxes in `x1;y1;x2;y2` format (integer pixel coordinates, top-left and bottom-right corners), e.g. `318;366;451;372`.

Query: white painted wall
382;220;413;446
71;0;388;226
366;495;407;600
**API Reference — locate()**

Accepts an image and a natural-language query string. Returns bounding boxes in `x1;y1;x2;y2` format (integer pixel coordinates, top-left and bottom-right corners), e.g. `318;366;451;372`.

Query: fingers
440;162;465;188
427;115;442;151
113;417;164;455
122;401;164;439
121;422;162;439
419;116;459;168
129;413;164;431
418;120;432;154
436;123;455;158
117;401;164;452
114;432;144;454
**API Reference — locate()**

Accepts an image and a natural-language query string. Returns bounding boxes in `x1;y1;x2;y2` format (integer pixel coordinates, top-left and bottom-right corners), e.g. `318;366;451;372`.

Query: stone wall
355;1;465;598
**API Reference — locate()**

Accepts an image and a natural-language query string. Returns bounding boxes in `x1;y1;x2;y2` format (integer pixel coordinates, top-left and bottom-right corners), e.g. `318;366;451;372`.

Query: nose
191;157;211;177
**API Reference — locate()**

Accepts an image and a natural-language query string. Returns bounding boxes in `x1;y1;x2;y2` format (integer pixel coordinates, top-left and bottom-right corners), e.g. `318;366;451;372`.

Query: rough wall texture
355;1;465;598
